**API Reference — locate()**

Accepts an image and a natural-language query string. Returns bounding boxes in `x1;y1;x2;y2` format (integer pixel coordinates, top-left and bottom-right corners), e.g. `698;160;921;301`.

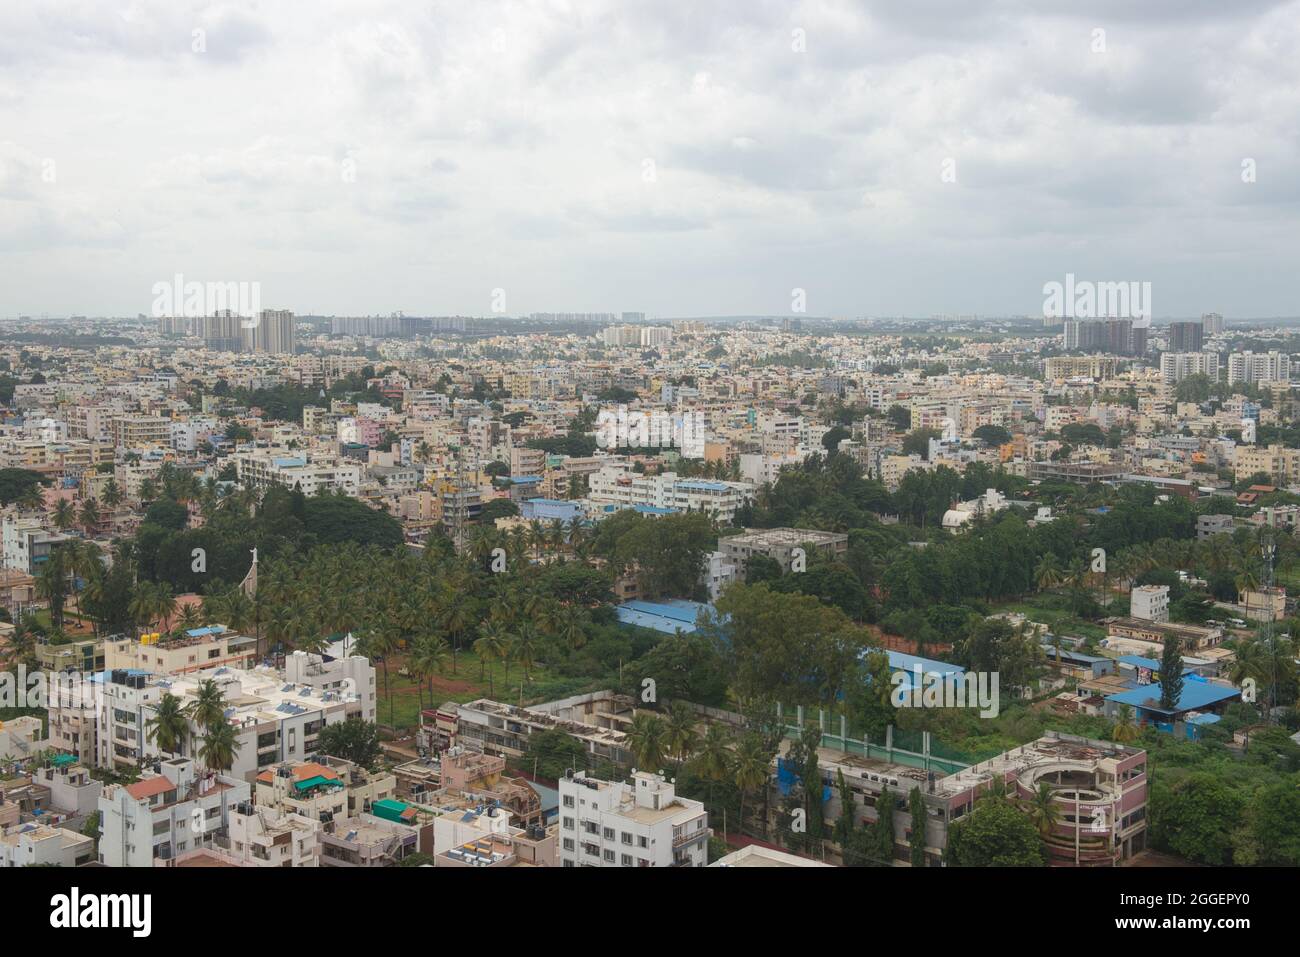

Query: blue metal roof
615;599;714;635
1105;681;1239;714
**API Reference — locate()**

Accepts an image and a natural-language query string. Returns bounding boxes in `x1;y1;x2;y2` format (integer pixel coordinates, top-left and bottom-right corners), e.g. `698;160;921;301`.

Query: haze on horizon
1;0;1298;320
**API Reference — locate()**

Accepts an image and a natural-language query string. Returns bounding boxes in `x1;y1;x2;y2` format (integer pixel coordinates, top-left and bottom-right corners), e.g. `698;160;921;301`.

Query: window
603;849;615;862
562;817;574;830
563;838;574;851
602;827;614;840
621;854;633;866
563;795;574;808
621;832;633;845
638;835;648;848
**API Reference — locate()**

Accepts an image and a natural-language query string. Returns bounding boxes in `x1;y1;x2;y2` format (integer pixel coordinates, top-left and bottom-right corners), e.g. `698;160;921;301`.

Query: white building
1130;585;1170;623
234;451;363;496
587;465;753;522
97;759;250;866
1228;350;1290;386
0;823;95;868
558;769;709;868
1160;351;1219;384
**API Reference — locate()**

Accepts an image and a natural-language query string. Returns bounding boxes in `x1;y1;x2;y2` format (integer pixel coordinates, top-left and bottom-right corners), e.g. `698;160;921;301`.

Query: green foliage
317;718;382;771
945;798;1046;867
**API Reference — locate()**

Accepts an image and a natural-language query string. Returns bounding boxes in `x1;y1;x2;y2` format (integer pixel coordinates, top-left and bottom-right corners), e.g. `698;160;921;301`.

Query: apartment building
111;415;173;449
234;451;363;496
1160;351;1219;384
105;626;257;676
224;802;320;865
1228;350;1290;385
1129;585;1169;622
0;823;95;868
1;516;73;574
1234;442;1300;485
717;527;848;573
558;769;710;868
97;759;250;866
588;465;753;522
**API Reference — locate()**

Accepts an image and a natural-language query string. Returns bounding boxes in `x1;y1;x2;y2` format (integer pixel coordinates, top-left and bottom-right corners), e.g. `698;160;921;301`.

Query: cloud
1;0;1299;317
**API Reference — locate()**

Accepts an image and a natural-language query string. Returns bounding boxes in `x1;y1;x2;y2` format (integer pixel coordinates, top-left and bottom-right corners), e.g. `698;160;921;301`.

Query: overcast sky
2;0;1299;321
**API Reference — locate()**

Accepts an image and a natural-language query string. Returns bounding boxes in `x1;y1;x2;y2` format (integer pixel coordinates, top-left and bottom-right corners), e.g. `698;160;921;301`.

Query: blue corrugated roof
1106;681;1239;714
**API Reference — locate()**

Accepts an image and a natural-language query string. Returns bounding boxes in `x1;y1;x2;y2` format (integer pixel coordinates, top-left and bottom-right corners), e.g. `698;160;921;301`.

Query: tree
0;468;46;506
1158;636;1184;712
908;787;927;866
627;713;668;770
524;727;588;780
873;783;896;865
197;721;241;772
317;718;381;770
145;692;190;758
945;799;1046;866
663;701;700;765
1023;780;1061;837
1111;703;1140;743
1148;773;1243;866
186;679;227;731
731;733;770;836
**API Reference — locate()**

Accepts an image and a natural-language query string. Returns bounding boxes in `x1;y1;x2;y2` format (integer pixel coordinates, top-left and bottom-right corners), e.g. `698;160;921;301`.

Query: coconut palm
1023;780;1061;836
731;733;770;834
510;623;540;685
145;692;190;757
474;622;510;696
51;499;76;531
1111;703;1140;743
186;679;227;731
197;720;241;773
409;634;450;711
1034;553;1063;592
627;712;668;771
663;701;700;764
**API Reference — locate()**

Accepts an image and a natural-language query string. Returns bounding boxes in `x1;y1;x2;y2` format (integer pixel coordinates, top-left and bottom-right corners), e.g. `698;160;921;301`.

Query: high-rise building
1160;352;1219;384
1228;350;1290;385
1202;312;1225;336
1166;321;1203;352
1062;319;1146;356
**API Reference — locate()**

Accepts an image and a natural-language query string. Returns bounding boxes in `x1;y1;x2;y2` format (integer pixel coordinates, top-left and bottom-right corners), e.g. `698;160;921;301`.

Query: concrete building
1129;585;1170;623
97;759;250;866
558;769;710;868
0;823;95;868
716;527;848;574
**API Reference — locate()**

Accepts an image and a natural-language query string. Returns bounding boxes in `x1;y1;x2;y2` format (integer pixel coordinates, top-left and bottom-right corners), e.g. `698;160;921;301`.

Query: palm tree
731;733;770;835
663;701;700;765
51;499;76;532
473;621;509;694
695;722;732;821
1111;703;1140;743
1034;553;1063;592
102;479;123;509
78;498;101;536
1023;780;1061;837
409;635;451;711
176;604;203;632
145;692;190;757
197;721;241;772
509;623;540;684
627;713;668;770
35;547;70;629
555;605;588;653
186;679;227;731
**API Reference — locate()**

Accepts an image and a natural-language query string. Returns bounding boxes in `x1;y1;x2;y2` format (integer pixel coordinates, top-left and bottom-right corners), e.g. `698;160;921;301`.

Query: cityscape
2;0;1295;937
